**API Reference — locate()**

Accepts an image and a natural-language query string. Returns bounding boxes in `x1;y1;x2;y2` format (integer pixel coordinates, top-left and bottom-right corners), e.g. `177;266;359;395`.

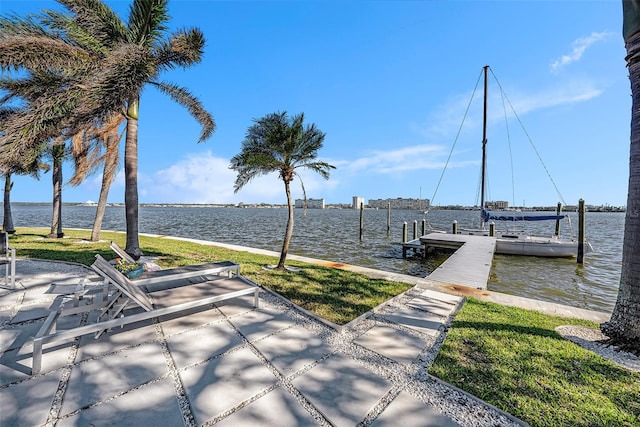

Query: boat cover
482;209;566;223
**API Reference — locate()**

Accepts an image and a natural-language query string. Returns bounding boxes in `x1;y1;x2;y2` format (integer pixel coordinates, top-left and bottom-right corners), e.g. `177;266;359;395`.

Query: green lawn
429;298;640;427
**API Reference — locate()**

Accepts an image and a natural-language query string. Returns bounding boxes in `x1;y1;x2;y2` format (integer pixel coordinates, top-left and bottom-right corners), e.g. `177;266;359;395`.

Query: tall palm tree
601;0;640;352
0;0;215;258
230;112;335;270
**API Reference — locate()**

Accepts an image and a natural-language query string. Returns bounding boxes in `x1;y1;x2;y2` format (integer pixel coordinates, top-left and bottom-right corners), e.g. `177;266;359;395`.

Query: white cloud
419;78;603;142
550;32;613;72
139;151;282;204
334;145;475;175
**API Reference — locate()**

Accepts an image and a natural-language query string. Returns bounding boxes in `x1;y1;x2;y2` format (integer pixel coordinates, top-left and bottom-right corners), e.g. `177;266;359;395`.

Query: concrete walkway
0;258;528;427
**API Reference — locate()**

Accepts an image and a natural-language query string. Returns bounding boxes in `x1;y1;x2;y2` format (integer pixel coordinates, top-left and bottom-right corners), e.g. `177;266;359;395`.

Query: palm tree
230;112;335;270
0;0;215;258
0;147;49;234
69;113;124;242
0;107;50;234
601;0;640;352
47;139;67;238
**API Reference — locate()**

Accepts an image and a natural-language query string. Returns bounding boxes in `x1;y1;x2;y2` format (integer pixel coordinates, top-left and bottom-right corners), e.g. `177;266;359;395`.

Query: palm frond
128;0;169;46
155;27;204;69
54;0;128;48
152;80;215;142
0;35;94;72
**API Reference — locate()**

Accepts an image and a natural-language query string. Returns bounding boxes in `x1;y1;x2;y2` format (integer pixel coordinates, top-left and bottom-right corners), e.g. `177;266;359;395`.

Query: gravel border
555;325;640;372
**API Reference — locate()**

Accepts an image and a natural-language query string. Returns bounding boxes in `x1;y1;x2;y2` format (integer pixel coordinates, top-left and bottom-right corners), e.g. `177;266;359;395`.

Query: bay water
9;204;623;314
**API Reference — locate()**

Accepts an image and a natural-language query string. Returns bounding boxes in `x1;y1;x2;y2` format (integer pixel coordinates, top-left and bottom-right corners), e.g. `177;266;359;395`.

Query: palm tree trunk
277;180;294;270
48;145;64;238
601;28;640;350
3;173;15;234
124;100;141;259
91;135;119;242
90;164;112;242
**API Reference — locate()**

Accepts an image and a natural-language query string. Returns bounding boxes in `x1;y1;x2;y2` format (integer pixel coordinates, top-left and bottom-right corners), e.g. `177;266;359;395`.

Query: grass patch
429;298;640;427
8;228;412;325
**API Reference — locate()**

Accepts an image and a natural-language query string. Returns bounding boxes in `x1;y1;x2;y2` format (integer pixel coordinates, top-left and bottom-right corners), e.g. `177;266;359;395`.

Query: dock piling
555;202;563;236
386;202;391;235
452;220;458;234
577;199;586;264
413;220;418;240
359;203;364;242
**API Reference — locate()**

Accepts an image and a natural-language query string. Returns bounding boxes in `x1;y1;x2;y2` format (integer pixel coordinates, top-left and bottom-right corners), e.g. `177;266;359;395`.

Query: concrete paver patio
0;259;526;426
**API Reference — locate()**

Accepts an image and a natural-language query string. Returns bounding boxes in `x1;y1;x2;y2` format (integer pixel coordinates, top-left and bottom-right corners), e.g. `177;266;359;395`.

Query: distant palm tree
601;0;640;352
47;140;66;238
0;0;215;258
230;112;335;270
0;106;50;234
0;144;49;234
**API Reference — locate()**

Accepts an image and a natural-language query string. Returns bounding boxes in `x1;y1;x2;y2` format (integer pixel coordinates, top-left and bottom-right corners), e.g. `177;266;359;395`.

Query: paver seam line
1;308;238;388
216;315;336;427
355;384;404;427
54;371;174;421
0;295;59;314
365;314;441;344
0;286;26;328
199;382;290;427
51;310;250;424
155;320;197;427
45;311;88;426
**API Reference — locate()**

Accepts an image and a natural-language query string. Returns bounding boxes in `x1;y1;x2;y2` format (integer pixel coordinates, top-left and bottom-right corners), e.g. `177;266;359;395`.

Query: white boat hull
457;229;591;258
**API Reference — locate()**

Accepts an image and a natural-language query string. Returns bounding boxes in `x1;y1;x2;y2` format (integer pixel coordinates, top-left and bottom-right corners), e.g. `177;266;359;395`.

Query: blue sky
1;0;629;207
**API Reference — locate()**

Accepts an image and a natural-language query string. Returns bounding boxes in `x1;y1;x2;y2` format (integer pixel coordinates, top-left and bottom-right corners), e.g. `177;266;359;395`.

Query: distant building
352;196;364;209
294;198;325;209
485;200;509;210
368;198;430;210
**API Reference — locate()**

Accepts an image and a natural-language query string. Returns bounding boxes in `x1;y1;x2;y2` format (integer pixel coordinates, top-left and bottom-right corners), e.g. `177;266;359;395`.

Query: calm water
8;204;624;313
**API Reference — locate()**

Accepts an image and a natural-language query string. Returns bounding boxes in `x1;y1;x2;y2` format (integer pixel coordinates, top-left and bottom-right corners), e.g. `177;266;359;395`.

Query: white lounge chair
0;231;16;289
31;254;259;374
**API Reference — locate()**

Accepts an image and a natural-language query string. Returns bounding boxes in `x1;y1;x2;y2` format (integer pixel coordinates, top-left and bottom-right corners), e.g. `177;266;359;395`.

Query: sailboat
450;66;591;258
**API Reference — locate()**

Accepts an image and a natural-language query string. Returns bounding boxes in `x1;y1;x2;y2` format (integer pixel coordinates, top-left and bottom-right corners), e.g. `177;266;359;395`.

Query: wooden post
577;199;586;264
489;222;495;237
359;202;364;241
412;220;418;240
386;202;391;235
555;202;562;236
452;220;458;234
402;221;408;243
421;219;426;236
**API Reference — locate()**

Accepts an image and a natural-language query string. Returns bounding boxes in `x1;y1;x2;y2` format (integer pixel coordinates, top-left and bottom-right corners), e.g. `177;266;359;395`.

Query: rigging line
488;68;568;206
429;68;484;205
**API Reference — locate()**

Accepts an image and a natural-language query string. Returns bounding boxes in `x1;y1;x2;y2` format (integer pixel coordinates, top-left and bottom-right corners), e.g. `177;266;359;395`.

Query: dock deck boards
419;233;497;289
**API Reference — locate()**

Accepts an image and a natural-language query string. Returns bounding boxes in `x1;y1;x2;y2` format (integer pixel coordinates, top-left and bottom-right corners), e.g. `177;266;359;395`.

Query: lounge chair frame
0;231;16;289
31;255;259;374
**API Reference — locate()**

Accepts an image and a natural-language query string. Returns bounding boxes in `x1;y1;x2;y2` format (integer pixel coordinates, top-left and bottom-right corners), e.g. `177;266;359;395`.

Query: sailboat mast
480;65;489;229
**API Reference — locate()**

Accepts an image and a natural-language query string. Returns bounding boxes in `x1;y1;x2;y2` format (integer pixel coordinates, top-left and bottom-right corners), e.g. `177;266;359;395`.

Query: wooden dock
404;233;497;289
